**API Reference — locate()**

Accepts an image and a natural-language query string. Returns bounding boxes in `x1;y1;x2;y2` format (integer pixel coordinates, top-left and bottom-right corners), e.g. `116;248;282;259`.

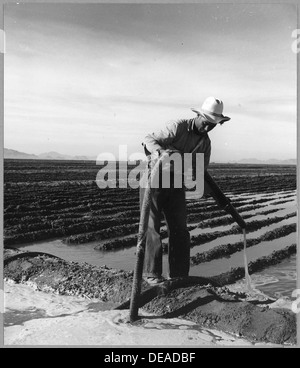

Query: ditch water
16;191;297;300
243;229;254;292
250;255;297;299
17;232;297;301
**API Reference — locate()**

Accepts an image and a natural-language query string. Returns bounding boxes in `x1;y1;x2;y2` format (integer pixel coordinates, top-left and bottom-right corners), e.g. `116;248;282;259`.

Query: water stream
243;229;254;292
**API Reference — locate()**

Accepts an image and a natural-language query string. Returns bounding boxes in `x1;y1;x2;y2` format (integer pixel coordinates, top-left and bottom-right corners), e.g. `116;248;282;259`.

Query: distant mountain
4;148;296;165
39;152;95;160
73;155;95;161
4;148;95;161
4;148;39;160
234;158;297;165
37;151;75;160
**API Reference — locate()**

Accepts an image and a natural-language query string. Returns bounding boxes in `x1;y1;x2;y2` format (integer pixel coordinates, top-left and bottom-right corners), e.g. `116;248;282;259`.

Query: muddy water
16;190;297;299
251;255;297;298
16;238;138;270
17;232;296;298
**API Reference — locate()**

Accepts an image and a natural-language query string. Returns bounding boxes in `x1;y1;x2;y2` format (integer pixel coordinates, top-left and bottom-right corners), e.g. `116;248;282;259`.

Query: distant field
3;159;297;291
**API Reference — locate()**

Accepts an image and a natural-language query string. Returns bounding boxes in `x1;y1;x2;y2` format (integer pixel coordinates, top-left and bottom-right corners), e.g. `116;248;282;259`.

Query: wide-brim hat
191;96;231;125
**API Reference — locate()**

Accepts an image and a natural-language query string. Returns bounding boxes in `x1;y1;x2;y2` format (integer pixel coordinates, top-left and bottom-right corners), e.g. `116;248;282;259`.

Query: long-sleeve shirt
142;118;211;172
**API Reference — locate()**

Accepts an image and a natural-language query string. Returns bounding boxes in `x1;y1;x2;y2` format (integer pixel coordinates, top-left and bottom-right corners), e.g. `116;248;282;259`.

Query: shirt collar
188;118;208;137
187;118;196;132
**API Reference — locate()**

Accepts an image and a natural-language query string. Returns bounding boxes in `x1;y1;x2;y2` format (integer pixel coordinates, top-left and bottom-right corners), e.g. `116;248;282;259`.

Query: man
141;97;230;284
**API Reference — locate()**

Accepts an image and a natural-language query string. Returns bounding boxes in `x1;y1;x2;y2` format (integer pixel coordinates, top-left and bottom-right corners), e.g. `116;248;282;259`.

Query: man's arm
203;140;211;172
143;122;178;154
192;137;211;192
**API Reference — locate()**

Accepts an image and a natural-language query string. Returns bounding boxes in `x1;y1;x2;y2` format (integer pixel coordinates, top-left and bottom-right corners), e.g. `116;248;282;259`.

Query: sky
3;3;297;162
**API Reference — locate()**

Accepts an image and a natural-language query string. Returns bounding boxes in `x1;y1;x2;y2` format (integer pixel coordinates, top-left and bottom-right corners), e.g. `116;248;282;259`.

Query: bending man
141;96;230;284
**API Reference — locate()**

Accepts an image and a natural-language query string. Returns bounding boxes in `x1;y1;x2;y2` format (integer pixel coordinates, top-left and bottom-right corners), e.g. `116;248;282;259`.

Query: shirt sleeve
204;139;211;172
192;136;211;195
192;136;211;176
142;121;178;153
203;139;212;196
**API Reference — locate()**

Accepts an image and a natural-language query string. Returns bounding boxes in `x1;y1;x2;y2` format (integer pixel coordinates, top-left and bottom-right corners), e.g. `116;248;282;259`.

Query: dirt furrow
191;223;296;265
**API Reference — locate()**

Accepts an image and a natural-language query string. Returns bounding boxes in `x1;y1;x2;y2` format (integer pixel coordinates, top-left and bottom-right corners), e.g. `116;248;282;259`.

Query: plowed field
4;159;297;298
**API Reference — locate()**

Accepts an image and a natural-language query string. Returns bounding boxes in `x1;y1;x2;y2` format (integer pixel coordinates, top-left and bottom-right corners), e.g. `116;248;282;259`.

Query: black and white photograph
1;1;298;349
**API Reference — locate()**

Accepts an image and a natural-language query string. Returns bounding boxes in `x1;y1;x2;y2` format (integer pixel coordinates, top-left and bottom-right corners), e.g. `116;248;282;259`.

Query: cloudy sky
4;3;297;162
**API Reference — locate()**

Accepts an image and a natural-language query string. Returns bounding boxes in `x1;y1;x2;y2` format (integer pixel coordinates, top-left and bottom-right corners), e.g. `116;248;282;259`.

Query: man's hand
162;149;181;156
151;149;179;160
151;149;161;160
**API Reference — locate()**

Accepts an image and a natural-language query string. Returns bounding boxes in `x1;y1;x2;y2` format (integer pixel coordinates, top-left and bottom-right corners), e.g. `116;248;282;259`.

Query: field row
4;189;295;246
191;223;296;265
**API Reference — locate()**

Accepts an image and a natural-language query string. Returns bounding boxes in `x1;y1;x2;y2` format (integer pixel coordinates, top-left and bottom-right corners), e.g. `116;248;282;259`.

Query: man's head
193;114;217;135
191;96;230;125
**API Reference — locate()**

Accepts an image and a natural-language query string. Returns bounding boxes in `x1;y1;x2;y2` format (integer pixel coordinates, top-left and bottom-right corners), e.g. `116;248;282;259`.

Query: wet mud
4;248;296;345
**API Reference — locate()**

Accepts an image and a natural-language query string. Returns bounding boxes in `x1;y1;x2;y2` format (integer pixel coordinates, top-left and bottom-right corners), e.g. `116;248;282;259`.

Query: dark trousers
140;181;191;278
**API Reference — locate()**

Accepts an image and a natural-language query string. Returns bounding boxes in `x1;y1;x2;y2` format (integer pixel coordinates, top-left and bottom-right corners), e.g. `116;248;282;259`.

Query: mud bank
141;284;296;345
188;213;296;250
94;225;197;251
197;208;282;229
4;248;296;345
